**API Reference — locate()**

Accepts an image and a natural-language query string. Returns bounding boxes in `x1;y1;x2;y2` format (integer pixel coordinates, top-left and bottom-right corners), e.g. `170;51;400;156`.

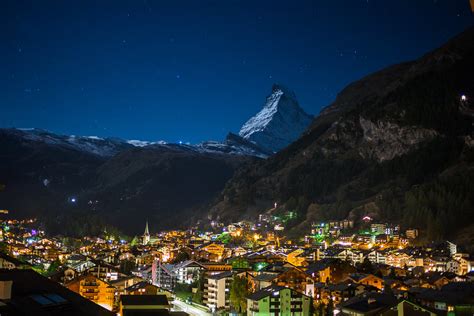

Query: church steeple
144;221;150;236
143;221;150;245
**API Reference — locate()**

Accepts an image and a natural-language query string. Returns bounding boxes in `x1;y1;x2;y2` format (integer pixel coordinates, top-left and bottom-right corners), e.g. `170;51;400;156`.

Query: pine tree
229;275;249;314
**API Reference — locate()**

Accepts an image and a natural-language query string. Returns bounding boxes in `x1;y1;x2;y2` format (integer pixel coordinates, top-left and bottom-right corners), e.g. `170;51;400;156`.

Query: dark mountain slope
0;129;256;235
210;26;474;245
83;147;255;233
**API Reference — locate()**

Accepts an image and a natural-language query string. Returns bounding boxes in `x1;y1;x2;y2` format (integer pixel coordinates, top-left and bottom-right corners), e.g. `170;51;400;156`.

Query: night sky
1;1;473;144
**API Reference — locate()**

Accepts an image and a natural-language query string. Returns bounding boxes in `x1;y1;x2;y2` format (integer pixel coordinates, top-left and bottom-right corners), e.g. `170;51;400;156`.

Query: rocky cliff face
357;117;438;162
210;27;474;245
316;117;438;162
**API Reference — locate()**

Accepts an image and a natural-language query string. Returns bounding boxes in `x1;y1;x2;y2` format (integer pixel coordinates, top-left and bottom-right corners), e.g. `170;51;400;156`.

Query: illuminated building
125;281;161;295
142;221;150;246
406;229;419;239
346;273;384;290
247;285;311;316
286;249;307;267
201;243;225;260
66;274;115;311
370;223;386;235
203;271;234;312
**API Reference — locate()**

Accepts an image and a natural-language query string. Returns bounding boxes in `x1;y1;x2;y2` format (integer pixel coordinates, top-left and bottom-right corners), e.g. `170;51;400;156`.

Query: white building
204;271;233;312
367;250;386;264
172;260;205;284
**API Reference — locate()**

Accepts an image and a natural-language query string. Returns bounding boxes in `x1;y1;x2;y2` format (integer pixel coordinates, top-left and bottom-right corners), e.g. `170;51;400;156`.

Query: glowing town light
461;94;467;102
70;197;77;203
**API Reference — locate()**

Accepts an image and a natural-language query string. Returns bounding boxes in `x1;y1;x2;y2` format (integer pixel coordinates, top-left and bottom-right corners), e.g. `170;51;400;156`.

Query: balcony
82;289;99;293
81;282;99;287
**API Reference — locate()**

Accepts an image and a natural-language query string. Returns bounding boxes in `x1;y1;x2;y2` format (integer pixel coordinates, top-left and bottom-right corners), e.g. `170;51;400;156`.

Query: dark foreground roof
121;294;169;306
123;312;189;316
125;281;158;292
416;282;474;305
247;285;287;301
0;269;114;316
339;292;398;314
123;311;169;316
0;252;30;267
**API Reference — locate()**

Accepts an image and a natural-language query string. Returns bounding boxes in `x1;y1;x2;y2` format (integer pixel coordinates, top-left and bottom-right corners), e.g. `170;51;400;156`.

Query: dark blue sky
1;0;473;143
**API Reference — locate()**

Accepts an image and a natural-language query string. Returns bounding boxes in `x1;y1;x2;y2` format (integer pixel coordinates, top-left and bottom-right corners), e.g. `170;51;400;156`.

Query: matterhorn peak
271;83;297;100
238;84;313;153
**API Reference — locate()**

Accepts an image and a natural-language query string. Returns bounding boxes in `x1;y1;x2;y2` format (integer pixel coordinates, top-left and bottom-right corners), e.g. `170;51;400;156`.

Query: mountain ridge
0;82;311;234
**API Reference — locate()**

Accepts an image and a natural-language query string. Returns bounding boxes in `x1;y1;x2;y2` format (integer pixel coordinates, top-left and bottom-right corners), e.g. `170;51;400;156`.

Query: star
176;74;181;79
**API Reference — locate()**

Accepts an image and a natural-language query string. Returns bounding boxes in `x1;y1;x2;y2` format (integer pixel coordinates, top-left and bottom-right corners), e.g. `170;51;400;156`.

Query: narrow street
172;299;212;316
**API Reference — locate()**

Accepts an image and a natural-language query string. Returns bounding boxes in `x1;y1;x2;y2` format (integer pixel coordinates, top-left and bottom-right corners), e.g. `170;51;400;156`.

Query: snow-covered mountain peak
271;83;297;101
238;84;313;153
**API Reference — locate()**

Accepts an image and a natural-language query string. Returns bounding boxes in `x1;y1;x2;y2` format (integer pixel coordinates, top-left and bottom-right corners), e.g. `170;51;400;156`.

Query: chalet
125;281;161;295
346;273;384;290
86;260;124;281
306;258;356;284
251;273;279;291
385;252;413;268
66;274;115;310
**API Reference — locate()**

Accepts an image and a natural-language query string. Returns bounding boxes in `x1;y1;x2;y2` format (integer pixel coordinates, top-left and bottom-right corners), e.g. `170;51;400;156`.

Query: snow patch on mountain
127;140;167;147
3;128;269;159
